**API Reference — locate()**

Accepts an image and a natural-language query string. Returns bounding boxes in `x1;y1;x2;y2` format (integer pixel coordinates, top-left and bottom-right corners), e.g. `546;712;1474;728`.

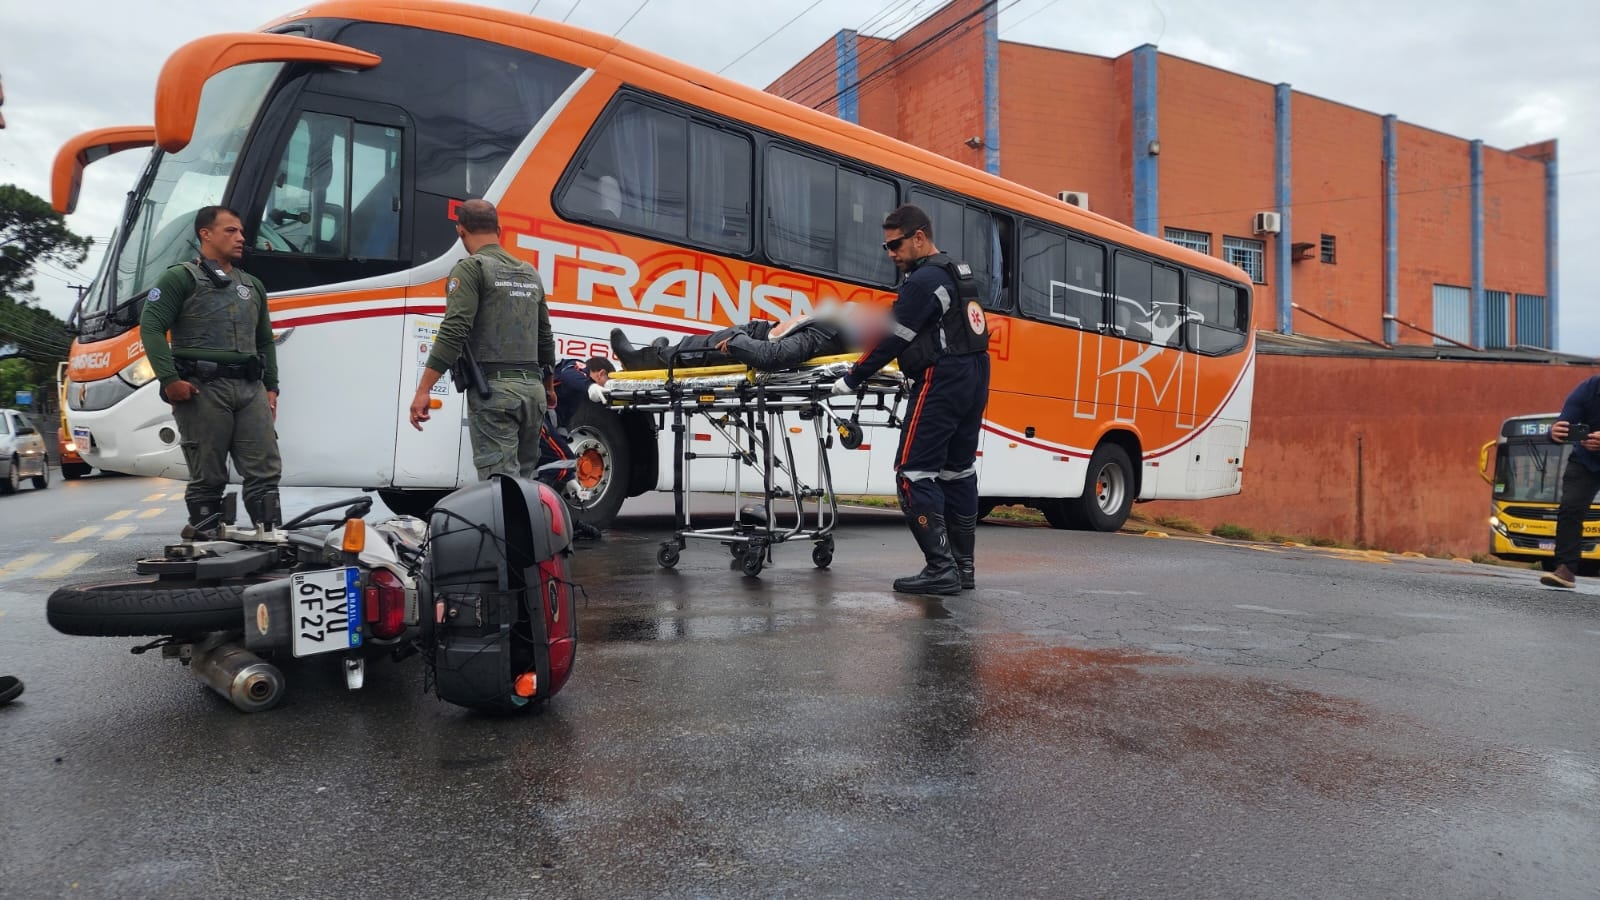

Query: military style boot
182;499;224;541
245;492;281;532
949;511;977;590
892;513;962;596
609;328;670;371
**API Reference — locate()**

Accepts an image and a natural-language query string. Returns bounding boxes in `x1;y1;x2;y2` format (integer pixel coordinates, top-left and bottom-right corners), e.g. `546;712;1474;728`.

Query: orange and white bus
54;0;1254;529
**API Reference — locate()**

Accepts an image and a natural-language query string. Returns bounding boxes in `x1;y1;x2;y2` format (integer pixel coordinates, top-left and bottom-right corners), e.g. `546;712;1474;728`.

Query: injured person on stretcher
610;301;889;372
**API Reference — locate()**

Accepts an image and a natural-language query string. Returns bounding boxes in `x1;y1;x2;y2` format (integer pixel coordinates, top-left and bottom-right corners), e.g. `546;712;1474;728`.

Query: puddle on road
973;637;1525;801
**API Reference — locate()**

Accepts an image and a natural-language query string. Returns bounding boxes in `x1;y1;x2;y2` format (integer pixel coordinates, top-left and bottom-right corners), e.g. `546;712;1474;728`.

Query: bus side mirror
1478;440;1496;485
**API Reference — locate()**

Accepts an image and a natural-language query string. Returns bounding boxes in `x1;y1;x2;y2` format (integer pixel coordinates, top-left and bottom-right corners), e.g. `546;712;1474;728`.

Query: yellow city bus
53;0;1255;527
1479;413;1600;571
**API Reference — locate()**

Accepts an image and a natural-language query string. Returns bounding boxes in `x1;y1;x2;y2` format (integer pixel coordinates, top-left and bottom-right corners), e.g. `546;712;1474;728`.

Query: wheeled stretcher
605;354;907;576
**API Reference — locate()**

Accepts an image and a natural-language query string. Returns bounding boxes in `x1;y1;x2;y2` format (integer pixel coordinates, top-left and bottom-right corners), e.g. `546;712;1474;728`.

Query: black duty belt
483;365;542;380
175;357;263;381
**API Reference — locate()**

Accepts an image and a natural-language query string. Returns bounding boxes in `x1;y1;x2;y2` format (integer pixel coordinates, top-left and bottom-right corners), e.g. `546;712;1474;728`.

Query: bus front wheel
565;403;632;529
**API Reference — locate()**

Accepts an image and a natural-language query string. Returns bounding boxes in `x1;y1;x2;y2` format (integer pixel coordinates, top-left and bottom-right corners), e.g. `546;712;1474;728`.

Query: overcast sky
2;0;1594;351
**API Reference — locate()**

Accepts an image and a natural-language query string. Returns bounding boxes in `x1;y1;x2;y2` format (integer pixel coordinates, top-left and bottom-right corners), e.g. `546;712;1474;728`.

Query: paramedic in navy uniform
831;204;991;596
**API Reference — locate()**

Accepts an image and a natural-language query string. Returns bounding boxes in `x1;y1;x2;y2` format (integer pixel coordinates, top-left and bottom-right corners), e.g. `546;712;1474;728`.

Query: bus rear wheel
1044;443;1134;532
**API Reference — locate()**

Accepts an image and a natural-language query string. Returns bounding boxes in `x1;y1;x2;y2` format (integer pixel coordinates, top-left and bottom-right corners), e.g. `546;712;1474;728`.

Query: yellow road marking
167;491;186;500
37;552;96;580
102;525;138;541
0;553;49;579
143;492;167;502
138;508;166;520
105;509;134;521
56;527;99;543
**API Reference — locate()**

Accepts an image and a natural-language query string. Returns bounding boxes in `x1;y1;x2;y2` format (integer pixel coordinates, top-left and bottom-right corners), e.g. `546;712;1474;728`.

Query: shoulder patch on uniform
448;276;460;294
955;262;972;277
966;300;987;335
147;288;161;302
236;284;250;299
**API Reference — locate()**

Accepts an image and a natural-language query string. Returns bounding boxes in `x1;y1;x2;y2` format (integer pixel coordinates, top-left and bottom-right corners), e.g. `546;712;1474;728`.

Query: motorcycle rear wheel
47;579;248;637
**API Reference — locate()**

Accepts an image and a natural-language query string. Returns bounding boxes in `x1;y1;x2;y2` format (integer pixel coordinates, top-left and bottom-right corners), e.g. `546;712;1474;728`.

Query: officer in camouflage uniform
408;199;555;480
140;205;282;536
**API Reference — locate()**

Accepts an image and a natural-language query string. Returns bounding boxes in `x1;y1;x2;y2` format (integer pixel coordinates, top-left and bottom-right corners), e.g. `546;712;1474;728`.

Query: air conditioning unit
1253;211;1281;234
1057;191;1090;210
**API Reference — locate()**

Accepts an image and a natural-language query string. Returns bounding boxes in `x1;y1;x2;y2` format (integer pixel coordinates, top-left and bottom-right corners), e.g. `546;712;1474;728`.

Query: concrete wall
1138;354;1600;555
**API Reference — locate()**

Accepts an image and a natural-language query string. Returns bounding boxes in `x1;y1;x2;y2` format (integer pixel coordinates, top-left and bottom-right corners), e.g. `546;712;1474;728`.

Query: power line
769;0;929;107
813;0;1013;112
561;0;584;23
613;0;652;36
717;0;831;75
528;0;542;13
1001;0;1066;35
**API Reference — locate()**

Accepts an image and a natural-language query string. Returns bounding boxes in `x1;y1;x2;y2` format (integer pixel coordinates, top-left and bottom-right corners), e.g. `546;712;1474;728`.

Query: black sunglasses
882;231;918;252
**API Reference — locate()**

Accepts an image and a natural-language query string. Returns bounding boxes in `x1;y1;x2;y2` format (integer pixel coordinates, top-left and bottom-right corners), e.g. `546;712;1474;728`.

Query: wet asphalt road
0;473;1597;898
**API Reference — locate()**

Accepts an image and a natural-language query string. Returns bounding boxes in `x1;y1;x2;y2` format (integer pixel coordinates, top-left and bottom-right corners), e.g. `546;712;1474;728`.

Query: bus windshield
1496;440;1568;503
104;63;283;317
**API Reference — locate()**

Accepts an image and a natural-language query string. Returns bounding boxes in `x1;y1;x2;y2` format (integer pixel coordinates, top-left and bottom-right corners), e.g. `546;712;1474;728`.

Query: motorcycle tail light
365;568;407;640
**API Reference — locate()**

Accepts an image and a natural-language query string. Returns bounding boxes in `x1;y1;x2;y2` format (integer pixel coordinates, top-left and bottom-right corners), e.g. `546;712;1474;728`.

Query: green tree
0;184;91;411
0;183;92;300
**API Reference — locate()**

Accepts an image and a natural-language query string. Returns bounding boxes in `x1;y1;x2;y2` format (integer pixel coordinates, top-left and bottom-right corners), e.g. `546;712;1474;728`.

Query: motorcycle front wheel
47;579;248;637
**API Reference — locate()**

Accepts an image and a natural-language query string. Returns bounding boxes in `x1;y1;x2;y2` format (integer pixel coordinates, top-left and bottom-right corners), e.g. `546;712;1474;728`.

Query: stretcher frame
605;354;906;576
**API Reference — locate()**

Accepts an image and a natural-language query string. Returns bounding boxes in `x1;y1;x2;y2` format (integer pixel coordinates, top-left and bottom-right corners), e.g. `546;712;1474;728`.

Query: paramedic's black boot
182;500;223;541
892;513;961;596
949;512;977;590
610;328;669;371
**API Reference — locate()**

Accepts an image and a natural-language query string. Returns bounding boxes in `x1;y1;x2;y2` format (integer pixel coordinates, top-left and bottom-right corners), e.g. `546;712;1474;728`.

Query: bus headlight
119;357;156;387
1489;515;1508;536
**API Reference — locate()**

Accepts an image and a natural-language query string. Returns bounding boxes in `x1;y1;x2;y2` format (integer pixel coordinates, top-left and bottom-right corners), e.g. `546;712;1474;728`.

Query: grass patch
1152;515;1205;534
1306;535;1341;547
1210;522;1259;541
1469;553;1539;570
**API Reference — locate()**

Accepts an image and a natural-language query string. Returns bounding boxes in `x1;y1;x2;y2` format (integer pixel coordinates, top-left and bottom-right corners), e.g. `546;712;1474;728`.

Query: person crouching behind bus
1540;375;1600;588
535;356;614;540
830;204;990;596
608;301;886;372
409;200;555;480
139;205;282;537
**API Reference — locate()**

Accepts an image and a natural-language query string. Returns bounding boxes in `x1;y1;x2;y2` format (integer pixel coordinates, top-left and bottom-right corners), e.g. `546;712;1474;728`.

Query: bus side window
1019;223;1104;332
558;100;753;255
1186;275;1248;355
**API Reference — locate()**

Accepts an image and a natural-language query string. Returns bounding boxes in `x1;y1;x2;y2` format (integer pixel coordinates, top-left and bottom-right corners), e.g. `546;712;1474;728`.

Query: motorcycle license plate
72;426;91;448
290;567;363;658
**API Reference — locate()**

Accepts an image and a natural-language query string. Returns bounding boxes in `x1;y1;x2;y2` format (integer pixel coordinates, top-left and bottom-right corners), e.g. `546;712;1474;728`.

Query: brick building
768;0;1594;555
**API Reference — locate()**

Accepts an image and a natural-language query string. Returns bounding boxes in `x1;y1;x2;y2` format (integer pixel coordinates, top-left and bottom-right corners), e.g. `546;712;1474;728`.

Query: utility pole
69;284;90;303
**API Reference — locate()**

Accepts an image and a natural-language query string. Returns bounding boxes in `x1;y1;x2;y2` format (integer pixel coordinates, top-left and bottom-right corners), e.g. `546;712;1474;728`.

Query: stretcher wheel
657;543;680;569
741;544;765;577
728;542;746;559
837;421;864;450
811;541;833;569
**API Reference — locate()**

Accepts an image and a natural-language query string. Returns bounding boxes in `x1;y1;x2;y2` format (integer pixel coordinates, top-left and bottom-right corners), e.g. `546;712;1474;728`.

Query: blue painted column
1546;152;1560;349
1131;45;1159;235
1383;114;1398;345
983;1;1000;175
1470;139;1485;348
834;30;859;124
1274;83;1292;334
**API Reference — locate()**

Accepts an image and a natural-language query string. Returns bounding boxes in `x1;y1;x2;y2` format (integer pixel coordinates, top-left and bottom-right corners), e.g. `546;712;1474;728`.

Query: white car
0;408;50;494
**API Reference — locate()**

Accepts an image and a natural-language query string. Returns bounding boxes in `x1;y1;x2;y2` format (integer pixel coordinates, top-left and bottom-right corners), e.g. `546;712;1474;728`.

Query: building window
1222;236;1266;284
1432;284;1471;345
1320;233;1336;264
1515;294;1550;349
1164;227;1210;255
1485;290;1510;349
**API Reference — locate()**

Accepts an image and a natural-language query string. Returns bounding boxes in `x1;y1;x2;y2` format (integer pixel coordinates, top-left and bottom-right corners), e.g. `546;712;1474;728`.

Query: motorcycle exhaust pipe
190;641;285;713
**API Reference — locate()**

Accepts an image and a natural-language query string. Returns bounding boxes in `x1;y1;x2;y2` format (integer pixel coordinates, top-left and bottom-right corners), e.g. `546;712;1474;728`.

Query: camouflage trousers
169;376;282;507
466;374;549;480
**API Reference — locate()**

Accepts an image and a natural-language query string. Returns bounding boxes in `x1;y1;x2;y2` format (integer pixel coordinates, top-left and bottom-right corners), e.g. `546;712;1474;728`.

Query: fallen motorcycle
46;475;578;713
